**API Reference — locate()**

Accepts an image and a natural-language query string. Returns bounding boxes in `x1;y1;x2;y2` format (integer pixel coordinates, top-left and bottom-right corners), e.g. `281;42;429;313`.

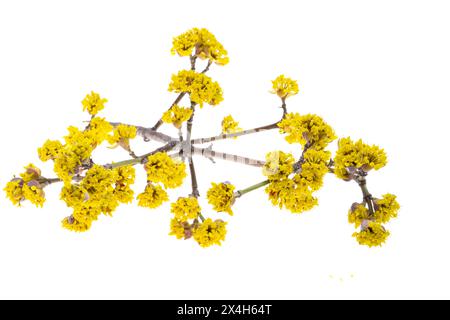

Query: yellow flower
60;184;87;208
89;117;113;145
62;215;92;232
221;115;242;135
353;222;390;247
265;179;295;208
207;182;235;215
284;186;318;214
171;28;229;65
278;113;336;149
294;149;331;191
169;218;192;240
108;124;137;145
271;75;299;99
5;165;46;207
374;194;400;224
137;184;169;209
262;151;294;181
38;140;63;162
82;91;107;116
72;202;102;224
162;105;193;128
145;152;187;189
171;197;201;222
53;150;82;184
168;70;223;108
348;203;370;228
113;166;136;204
22;181;46;207
80;165;118;201
334;137;387;180
4;179;25;206
20;164;42;182
193;218;227;248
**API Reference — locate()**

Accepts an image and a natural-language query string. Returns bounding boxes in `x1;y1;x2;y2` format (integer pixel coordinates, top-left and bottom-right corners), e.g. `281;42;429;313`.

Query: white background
0;0;449;299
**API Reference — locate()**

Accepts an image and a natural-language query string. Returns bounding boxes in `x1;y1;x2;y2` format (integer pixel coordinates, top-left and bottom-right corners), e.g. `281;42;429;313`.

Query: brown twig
192;122;280;145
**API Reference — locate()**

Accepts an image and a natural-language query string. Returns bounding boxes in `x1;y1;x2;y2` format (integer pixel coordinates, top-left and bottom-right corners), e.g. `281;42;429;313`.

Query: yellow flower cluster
82;91;108;116
334;137;387;180
348;194;400;229
61;164;136;232
145;152;187;189
294;149;331;191
107;124;137;145
353;222;390;247
162;105;193;129
171;197;201;222
113;166;136;204
192;218;227;248
168;70;223;108
62;215;91;232
263;150;325;214
4;164;46;207
348;194;399;247
167;193;229;247
38;140;63;162
137;183;168;209
348;203;370;228
263;151;294;181
169;218;192;240
89;118;114;144
278;113;336;149
171;28;229;65
40;115;113;184
207;182;235;215
221;115;242;136
374;194;400;223
271;75;299;99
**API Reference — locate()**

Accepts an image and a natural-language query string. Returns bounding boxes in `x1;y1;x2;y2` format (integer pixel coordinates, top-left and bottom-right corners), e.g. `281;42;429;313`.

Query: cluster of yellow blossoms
168;196;227;247
4;164;46;207
207;182;236;215
349;194;400;247
171;27;229;66
334;137;387;180
221;115;242;135
168;70;223;108
162;105;193;129
144;152;186;189
271;75;299;99
82;91;108;116
263;149;330;213
61;164;136;232
136;152;186;210
278;113;337;149
4;28;399;249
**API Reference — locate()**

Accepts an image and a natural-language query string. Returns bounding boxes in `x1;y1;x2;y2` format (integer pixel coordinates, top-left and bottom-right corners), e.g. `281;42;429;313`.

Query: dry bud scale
4;28;399;248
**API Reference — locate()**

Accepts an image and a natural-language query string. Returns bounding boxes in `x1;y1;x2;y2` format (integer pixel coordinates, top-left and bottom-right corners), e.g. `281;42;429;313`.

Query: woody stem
191;122;280;145
234;180;270;198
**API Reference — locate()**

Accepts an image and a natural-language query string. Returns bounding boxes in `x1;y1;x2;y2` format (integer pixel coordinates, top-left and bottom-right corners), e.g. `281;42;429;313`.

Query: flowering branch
4;27;399;249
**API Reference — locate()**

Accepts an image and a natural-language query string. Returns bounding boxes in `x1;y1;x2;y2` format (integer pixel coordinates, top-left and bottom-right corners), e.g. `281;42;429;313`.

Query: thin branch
234;180;270;198
150;92;187;131
192;122;280;145
185;101;200;198
192;146;265;167
281;98;287;116
201;60;212;74
106;141;178;169
355;175;375;215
